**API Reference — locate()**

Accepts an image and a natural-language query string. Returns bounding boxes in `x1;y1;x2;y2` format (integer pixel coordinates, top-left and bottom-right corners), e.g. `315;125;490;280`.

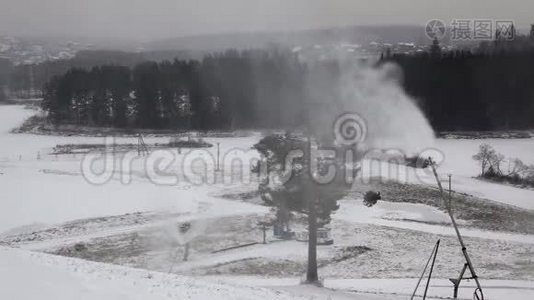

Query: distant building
530;24;534;38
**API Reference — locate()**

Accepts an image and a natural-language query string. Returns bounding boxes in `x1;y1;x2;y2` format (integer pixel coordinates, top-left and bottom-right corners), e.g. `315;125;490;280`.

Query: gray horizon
1;0;533;42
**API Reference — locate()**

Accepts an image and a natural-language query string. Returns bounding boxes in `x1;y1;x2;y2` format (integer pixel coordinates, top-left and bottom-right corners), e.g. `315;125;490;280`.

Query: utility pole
216;142;220;171
448;174;452;211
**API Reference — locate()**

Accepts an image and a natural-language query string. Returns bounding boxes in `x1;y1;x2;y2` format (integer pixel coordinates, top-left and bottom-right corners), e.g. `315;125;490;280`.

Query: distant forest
4;39;534;132
384;39;534;131
41;50;307;130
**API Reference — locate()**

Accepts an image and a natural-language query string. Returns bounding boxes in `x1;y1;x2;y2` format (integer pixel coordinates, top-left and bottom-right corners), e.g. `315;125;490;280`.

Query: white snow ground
335;199;534;244
206;276;534;300
0;246;313;300
433;138;534;210
2;105;534;299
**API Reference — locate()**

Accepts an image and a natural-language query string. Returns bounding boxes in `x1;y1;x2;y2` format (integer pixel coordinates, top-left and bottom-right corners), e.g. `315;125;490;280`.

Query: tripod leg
411;241;439;300
453;264;468;299
423;240;440;300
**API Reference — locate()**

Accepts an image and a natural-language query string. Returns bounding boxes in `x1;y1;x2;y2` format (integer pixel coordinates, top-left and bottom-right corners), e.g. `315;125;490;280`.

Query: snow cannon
363;191;381;207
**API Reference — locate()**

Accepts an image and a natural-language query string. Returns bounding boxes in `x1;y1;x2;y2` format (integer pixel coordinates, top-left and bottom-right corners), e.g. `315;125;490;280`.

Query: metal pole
411;240;440;300
448;174;452;211
429;158;484;299
423;239;440;300
216;142;220;171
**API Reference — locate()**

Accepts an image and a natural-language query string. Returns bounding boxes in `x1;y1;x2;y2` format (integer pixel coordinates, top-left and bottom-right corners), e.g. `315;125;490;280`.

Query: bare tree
489;152;505;175
472;144;496;175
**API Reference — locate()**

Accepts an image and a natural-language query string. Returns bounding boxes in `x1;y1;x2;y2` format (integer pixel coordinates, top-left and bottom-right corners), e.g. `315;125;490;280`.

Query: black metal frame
429;158;484;300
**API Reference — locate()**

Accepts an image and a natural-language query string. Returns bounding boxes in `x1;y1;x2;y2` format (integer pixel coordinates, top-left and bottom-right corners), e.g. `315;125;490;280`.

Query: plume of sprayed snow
306;58;435;155
142;218;209;270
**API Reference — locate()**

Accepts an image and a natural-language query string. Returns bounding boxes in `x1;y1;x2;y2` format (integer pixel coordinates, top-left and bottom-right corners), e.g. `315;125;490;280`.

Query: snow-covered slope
209;276;534;300
0;246;310;300
2;105;534;300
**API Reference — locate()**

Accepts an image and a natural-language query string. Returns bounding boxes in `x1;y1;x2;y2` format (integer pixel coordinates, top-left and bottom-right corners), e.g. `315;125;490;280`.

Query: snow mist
306;59;435;155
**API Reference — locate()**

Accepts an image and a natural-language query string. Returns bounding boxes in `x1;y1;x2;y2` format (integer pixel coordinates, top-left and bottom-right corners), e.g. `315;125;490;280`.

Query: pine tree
254;133;354;284
132;62;161;128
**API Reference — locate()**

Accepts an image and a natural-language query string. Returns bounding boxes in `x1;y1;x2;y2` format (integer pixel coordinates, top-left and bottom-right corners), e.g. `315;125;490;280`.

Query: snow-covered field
1;104;534;299
0;246;315;300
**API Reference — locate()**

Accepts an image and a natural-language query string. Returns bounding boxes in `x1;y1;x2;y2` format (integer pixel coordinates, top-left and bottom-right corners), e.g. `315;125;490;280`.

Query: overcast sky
1;0;533;41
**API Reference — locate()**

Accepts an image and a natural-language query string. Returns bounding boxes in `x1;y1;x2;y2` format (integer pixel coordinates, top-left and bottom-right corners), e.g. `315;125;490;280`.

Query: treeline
42;49;306;130
384;43;534;131
41;43;534;132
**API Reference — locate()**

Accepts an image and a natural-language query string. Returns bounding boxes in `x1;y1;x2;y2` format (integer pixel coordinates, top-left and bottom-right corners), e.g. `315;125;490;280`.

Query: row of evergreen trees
383;44;534;131
42;50;307;130
43;45;534;132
